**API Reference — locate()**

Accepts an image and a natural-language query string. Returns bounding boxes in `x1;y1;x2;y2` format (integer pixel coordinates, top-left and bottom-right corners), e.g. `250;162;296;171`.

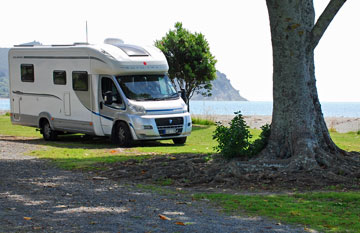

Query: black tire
173;137;187;145
41;120;57;141
116;122;133;147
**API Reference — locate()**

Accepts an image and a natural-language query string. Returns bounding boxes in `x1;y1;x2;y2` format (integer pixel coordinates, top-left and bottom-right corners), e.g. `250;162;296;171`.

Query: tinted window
53;70;66;85
21;64;34;82
72;71;88;91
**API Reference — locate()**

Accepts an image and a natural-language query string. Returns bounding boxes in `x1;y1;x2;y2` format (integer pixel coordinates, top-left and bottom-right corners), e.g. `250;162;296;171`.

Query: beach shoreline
192;114;360;133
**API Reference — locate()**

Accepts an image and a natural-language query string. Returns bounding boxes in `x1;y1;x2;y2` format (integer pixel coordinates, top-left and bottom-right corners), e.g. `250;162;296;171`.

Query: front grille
155;117;184;136
155;117;183;126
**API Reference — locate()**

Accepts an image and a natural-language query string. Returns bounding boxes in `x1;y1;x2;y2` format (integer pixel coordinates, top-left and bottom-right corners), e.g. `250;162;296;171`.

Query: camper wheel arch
39;118;58;141
38;113;58;141
38;112;54;129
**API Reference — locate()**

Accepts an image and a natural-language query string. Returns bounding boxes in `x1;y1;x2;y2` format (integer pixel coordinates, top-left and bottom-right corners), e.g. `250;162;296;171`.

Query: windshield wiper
166;93;180;99
145;97;166;101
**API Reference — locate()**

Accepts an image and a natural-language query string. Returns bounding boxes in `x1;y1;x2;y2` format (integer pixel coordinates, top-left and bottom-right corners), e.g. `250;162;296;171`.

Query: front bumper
127;112;192;140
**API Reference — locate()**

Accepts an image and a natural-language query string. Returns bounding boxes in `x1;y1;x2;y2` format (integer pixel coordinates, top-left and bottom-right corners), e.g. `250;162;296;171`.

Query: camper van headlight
128;103;146;114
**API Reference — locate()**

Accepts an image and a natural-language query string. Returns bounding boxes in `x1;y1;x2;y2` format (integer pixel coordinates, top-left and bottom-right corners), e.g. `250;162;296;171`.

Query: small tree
155;22;217;111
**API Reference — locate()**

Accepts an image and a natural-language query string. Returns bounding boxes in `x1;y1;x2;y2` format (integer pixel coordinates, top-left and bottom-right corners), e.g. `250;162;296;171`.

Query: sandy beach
193;114;360;133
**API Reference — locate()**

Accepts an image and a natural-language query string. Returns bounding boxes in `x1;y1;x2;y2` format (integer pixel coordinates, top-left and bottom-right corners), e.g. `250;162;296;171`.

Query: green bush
213;111;270;159
250;124;271;155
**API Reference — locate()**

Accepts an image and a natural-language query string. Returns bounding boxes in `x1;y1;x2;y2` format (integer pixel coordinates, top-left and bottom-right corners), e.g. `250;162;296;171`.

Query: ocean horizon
1;98;360;117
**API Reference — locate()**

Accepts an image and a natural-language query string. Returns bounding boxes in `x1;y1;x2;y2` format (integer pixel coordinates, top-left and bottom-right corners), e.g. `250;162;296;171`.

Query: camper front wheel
41;120;57;141
173;137;187;145
116;122;133;147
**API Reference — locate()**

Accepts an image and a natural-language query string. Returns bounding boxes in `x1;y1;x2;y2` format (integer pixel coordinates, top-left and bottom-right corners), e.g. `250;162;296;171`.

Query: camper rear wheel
41;120;57;141
116;122;133;147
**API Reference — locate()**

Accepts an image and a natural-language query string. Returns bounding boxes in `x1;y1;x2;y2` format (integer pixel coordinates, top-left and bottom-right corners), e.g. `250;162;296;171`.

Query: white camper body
8;41;191;145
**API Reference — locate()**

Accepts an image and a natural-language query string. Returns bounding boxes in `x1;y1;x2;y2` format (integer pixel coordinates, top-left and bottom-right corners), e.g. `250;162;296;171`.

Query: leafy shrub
213;111;252;158
250;124;271;156
213;111;271;159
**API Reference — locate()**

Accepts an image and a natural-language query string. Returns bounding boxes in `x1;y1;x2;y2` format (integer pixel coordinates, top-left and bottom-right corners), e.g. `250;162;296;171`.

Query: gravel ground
0;137;309;233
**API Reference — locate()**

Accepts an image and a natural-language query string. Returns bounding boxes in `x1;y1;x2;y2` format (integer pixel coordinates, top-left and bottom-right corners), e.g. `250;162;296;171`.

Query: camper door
99;76;125;135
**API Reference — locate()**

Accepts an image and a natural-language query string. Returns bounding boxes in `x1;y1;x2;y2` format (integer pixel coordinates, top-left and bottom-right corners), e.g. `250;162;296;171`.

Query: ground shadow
0;134;188;150
0;125;211;150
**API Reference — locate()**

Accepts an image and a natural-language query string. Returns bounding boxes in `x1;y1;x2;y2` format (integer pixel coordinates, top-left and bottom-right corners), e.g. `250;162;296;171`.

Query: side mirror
104;91;113;105
179;89;187;103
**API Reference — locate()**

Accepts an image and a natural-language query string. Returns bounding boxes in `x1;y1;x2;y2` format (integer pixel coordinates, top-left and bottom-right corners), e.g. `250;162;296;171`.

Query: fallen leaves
158;214;171;221
158;214;192;226
175;222;185;226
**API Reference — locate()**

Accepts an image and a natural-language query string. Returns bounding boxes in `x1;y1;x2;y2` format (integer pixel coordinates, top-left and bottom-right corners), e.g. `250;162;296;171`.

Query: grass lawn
0;115;359;169
0;114;41;137
195;191;360;233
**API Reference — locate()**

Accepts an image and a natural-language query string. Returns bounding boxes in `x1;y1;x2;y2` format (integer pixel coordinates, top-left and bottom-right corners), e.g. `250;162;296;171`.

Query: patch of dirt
97;153;360;192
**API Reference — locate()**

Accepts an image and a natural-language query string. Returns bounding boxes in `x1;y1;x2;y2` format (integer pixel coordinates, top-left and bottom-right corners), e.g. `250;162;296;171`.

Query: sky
1;0;359;102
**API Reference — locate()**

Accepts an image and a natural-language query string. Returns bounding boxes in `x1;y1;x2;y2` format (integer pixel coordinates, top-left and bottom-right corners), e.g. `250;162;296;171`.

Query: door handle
100;102;103;110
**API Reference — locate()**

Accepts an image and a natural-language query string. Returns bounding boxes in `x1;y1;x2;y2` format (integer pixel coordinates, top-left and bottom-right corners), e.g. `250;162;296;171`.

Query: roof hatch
117;44;149;57
104;38;149;57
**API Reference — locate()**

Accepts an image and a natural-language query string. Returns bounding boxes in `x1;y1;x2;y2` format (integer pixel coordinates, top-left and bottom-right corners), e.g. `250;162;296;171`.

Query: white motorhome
8;39;192;146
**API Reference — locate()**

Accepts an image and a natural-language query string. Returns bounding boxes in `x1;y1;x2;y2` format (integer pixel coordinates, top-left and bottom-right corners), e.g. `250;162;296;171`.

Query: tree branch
310;0;346;50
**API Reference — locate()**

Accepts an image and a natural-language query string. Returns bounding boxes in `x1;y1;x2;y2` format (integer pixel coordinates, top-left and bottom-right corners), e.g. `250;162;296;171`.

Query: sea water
1;98;359;117
0;98;10;111
190;101;360;117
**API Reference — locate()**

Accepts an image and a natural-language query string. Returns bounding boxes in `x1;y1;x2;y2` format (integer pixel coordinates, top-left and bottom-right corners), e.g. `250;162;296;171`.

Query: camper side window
72;71;88;91
21;64;34;82
53;70;66;85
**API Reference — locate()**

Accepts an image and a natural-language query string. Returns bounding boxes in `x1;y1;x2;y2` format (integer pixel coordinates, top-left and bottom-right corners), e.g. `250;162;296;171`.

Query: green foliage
155;22;217;103
213;111;252;158
250;124;271;154
213;111;270;158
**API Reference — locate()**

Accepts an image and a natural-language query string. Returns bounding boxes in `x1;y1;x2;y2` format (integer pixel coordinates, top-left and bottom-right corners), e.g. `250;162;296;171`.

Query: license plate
165;128;177;134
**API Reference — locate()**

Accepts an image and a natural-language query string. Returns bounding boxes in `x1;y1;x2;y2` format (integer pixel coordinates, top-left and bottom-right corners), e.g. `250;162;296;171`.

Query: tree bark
258;0;355;172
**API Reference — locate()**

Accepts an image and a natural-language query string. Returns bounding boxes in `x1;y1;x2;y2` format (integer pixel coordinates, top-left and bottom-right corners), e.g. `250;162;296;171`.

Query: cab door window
101;77;123;109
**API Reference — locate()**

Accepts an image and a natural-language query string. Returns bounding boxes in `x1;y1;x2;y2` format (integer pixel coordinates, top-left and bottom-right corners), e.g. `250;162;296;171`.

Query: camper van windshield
116;75;179;101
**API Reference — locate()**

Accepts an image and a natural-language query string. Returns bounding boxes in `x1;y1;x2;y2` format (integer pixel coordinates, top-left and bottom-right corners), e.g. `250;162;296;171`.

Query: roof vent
104;38;124;46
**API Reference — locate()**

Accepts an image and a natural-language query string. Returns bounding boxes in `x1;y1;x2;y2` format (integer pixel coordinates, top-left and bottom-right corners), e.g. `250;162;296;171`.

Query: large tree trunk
262;0;330;169
259;0;360;173
230;0;360;180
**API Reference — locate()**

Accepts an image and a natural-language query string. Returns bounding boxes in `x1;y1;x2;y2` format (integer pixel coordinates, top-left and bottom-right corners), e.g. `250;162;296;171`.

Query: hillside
192;71;247;101
0;48;247;101
0;48;9;98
